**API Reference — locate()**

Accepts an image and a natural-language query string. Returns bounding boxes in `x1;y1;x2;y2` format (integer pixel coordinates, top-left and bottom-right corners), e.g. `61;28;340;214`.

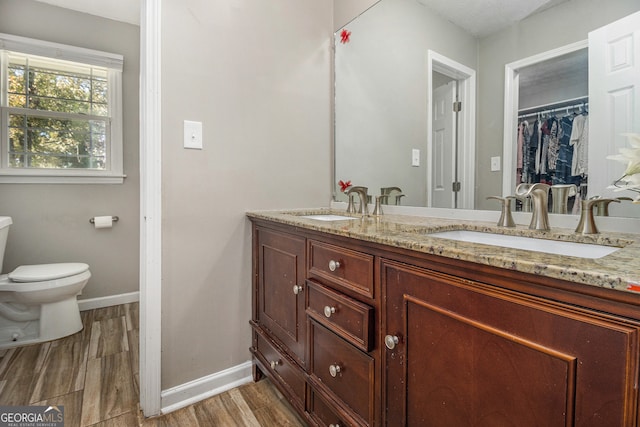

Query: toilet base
0;296;84;350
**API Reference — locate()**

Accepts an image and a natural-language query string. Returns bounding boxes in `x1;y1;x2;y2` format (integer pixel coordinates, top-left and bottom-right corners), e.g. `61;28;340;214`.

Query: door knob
384;335;399;350
329;364;341;377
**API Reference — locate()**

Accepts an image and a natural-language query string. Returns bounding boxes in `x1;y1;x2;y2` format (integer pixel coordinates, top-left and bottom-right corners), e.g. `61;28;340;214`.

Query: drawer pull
270;360;281;370
384;335;399;350
292;284;304;295
328;260;341;272
329;364;342;377
329;424;341;427
323;306;336;318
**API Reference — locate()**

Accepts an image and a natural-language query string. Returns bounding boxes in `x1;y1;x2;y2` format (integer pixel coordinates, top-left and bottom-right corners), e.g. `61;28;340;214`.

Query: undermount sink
300;214;357;222
428;230;621;259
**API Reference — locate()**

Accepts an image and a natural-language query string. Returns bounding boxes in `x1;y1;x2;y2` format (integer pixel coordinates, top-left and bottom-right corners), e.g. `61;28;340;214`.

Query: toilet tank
0;217;12;274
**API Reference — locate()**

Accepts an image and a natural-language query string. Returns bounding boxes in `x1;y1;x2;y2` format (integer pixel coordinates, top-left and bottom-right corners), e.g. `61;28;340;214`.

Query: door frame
426;50;476;209
502;40;588;197
139;0;162;417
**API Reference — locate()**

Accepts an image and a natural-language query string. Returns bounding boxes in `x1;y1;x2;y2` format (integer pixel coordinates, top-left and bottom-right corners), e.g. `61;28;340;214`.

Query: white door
589;11;640;216
431;81;457;208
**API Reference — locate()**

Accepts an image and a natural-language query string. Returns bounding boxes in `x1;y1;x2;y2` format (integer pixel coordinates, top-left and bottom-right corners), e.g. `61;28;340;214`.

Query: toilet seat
9;263;90;283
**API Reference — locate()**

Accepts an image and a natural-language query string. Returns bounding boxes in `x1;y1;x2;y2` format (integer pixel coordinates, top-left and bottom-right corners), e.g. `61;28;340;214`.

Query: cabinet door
382;259;640;427
256;226;306;366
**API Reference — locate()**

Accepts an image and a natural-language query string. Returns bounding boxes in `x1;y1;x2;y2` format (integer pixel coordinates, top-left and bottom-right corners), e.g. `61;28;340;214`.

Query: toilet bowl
0;216;91;349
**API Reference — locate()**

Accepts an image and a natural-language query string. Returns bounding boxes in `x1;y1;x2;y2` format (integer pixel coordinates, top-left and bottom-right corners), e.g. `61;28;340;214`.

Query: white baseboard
78;291;140;311
160;361;253;414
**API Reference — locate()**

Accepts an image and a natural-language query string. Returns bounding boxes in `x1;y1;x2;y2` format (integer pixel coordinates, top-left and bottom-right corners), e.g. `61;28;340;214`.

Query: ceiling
32;0;139;25
416;0;570;37
32;0;570;36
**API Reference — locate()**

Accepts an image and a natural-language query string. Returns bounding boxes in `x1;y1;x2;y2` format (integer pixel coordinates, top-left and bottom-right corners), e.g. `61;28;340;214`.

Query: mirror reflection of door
431;76;457;208
427;50;476;210
589;10;640;217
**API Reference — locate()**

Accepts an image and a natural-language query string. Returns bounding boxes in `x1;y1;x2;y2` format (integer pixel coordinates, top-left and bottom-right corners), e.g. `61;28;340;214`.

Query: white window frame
0;33;125;184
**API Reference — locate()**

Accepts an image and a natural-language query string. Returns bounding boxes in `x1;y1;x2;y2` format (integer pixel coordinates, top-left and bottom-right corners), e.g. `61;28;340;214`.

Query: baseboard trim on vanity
160;361;253;414
78;291;140;311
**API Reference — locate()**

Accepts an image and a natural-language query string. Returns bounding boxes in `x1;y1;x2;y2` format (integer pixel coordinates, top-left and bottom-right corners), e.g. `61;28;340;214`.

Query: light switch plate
412;149;420;167
490;156;501;172
184;120;203;149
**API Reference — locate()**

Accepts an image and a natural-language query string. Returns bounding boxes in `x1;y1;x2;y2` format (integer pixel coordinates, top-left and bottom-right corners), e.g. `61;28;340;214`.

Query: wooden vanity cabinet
251;221;380;426
252;226;307;367
381;258;640;427
251;219;640;427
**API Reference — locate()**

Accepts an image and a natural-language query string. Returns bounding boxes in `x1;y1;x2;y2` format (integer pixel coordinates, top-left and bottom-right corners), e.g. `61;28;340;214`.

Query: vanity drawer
255;333;306;410
308;389;349;427
310;321;374;425
306;280;374;352
308;240;374;299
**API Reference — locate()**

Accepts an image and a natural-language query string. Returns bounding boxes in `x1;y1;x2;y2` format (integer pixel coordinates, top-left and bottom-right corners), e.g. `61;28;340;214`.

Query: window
0;33;124;183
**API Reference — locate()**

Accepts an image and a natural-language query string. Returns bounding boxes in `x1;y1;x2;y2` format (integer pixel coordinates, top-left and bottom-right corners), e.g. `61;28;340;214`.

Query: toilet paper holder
89;216;119;224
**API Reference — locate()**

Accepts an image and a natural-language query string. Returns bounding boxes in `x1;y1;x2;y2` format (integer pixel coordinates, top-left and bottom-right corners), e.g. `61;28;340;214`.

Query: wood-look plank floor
0;303;305;427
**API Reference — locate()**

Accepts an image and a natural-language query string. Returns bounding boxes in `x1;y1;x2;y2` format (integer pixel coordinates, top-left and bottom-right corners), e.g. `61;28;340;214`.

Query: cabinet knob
270;360;280;370
384;335;399;350
328;260;341;272
329;364;341;377
323;306;336;318
329;424;341;427
292;284;303;295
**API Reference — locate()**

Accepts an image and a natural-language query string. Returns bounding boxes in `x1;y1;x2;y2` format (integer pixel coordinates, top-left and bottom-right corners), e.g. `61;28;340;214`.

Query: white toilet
0;216;91;349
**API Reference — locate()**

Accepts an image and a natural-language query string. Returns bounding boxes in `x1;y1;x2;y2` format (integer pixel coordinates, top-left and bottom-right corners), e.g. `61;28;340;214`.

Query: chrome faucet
515;183;551;231
372;196;384;216
575;198;620;234
589;195;622;217
347;186;369;215
486;196;516;227
550;184;577;214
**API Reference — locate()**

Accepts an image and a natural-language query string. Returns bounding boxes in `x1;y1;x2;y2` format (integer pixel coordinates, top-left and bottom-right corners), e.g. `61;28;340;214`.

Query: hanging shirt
534;120;542;175
547;117;560;171
517;122;524;183
555;116;580;186
540;120;550;175
570;114;589;176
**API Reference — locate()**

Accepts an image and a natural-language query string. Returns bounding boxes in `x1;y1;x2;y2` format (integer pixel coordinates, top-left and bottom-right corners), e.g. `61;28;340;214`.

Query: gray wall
334;0;477;206
0;0;140;300
334;0;379;31
161;0;332;389
475;0;640;209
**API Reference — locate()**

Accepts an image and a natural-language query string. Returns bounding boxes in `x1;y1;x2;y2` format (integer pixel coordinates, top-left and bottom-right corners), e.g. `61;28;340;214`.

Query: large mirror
334;0;640;218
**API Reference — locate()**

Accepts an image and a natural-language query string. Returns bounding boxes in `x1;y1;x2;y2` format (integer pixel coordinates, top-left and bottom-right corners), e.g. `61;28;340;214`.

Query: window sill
0;173;126;184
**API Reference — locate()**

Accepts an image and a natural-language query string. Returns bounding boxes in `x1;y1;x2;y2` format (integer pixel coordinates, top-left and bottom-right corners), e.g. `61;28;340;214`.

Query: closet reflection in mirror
333;0;640;218
509;46;589;215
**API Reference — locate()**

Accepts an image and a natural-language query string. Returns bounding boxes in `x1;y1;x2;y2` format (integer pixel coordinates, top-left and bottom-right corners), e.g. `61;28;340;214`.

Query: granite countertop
247;208;640;295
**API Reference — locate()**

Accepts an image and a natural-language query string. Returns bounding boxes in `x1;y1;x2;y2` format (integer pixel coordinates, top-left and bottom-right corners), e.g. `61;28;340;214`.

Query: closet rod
518;95;588;117
518;100;588;119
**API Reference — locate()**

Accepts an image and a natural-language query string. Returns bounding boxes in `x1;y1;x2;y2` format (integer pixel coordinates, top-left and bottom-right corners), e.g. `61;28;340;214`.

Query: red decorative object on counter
338;180;352;192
